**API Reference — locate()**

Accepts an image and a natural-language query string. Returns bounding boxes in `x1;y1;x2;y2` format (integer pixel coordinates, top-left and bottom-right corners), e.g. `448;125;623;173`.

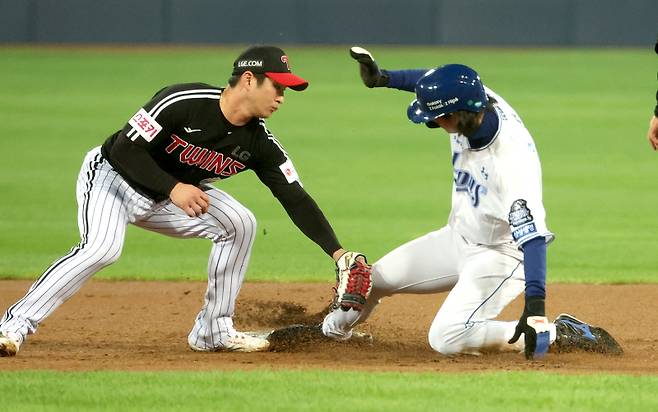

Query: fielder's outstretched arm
254;162;342;257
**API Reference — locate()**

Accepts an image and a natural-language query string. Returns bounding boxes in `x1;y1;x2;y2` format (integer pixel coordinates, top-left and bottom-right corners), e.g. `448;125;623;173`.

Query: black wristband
378;69;391;87
525;296;545;316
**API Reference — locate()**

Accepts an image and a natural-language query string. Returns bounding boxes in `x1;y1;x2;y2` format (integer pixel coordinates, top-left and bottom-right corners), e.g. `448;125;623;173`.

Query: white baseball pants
323;225;553;355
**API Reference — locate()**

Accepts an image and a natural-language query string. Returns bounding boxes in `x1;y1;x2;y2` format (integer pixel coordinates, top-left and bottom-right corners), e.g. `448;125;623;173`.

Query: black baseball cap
232;46;309;91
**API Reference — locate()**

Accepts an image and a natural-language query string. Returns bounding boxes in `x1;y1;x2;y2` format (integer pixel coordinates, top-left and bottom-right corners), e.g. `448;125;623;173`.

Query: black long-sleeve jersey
101;82;341;256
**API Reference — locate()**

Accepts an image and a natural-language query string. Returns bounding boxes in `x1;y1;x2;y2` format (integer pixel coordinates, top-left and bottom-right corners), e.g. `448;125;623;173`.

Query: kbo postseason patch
508;199;533;227
508;199;537;242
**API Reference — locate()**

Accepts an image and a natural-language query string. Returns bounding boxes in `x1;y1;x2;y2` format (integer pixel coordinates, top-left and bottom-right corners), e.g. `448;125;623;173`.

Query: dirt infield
1;280;656;374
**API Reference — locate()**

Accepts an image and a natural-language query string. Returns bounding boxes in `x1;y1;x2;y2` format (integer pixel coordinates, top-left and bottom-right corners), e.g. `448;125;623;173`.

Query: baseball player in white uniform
321;47;622;359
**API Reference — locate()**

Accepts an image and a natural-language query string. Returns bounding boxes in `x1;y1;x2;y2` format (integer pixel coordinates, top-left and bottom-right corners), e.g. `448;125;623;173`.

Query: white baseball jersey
447;86;554;249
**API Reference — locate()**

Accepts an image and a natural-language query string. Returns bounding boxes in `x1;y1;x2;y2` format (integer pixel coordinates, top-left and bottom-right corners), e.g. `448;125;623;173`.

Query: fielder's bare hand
648;115;658;150
332;248;366;264
170;182;209;217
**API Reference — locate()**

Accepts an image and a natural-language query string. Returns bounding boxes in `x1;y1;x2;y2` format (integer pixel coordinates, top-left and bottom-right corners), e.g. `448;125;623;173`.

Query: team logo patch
508;199;534;227
128;108;162;142
281;55;290;70
279;158;302;186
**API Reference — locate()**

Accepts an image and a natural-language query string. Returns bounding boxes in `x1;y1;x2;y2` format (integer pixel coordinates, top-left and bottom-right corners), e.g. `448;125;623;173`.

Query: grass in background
2;370;658;411
0;47;656;283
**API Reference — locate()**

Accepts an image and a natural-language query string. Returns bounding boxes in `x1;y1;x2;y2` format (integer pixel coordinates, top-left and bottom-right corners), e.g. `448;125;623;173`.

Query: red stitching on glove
346;261;372;297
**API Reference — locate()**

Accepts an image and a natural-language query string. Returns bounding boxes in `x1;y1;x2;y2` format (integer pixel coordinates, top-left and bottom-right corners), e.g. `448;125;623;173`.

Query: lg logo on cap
281;55;290;70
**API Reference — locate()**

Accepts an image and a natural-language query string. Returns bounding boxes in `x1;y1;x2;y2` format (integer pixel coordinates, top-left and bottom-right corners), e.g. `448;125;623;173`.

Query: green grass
1;46;656;411
0;47;656;283
2;370;657;411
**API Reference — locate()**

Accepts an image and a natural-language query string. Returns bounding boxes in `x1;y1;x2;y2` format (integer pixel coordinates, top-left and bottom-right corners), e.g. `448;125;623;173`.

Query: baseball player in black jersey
0;46;372;356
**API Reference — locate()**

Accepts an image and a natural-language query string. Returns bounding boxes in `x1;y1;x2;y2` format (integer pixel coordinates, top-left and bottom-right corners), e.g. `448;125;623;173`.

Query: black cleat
267;324;326;351
267;324;373;352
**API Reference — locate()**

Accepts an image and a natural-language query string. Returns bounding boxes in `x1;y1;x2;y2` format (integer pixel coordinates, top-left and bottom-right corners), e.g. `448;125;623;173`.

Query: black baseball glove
349;46;390;88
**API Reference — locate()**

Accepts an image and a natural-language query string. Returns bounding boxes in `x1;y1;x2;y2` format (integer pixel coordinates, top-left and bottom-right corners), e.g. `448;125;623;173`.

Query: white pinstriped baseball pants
0;147;256;350
323;226;557;355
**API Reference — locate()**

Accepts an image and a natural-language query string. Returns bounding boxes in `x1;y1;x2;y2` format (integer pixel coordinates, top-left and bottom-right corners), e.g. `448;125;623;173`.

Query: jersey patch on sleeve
512;223;537;242
278;158;302;186
508;199;534;227
128;108;162;142
509;199;537;243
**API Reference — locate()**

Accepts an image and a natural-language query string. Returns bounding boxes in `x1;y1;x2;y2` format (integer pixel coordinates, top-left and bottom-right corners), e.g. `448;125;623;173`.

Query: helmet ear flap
425;121;441;129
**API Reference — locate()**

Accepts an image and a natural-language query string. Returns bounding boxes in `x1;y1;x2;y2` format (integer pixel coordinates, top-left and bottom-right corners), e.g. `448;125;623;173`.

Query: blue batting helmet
407;64;487;126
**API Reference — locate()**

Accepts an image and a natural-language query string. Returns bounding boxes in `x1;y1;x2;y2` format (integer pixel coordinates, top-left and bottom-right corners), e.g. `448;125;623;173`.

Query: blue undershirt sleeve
385;69;429;92
522;236;547;298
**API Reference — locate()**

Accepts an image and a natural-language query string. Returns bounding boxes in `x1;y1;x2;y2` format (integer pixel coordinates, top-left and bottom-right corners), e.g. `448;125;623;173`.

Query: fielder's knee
241;208;257;243
243;208;257;232
79;242;123;270
221;205;257;241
